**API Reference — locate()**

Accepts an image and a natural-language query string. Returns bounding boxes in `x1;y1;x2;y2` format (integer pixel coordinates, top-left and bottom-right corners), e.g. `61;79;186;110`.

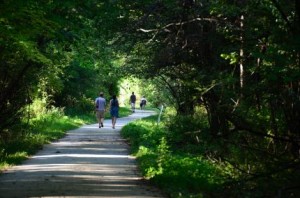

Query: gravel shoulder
0;110;165;198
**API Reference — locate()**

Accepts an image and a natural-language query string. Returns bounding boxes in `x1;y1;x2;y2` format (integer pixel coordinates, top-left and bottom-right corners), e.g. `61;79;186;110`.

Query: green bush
165;113;210;150
121;115;225;197
121;117;165;154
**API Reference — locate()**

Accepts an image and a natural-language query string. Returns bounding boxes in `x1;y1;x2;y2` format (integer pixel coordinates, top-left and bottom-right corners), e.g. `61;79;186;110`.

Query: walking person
140;96;147;110
129;92;136;112
110;95;119;129
95;92;106;128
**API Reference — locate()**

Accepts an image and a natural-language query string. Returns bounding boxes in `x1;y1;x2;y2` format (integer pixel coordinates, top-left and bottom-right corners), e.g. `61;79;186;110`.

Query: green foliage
121;115;225;197
121;118;162;154
122;106;300;197
165;113;210;148
118;107;133;118
0;107;88;171
1;0;299;196
0;0;123;138
220;52;238;65
153;154;224;197
0;0;71;134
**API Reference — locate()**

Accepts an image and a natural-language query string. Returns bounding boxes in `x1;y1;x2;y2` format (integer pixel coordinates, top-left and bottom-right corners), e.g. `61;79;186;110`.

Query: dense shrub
121;115;226;197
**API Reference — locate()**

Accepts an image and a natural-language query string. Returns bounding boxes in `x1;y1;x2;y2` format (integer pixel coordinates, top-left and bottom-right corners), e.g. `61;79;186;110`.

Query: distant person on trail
140;96;147;110
129;92;136;112
95;92;106;128
110;95;119;129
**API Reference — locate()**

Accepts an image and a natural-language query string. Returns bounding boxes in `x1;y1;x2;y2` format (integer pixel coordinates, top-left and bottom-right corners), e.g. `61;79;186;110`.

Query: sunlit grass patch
118;107;133;118
0;109;89;171
151;154;224;197
0;151;27;170
121;114;225;197
5;152;28;166
121;116;165;153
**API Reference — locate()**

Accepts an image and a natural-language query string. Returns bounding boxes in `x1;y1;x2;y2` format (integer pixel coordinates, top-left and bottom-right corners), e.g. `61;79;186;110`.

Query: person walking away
110;95;119;129
95;92;106;128
129;92;136;112
140;96;147;110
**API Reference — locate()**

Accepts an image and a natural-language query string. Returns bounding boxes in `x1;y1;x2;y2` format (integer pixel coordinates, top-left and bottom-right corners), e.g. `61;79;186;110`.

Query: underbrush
121;115;226;197
121;110;300;197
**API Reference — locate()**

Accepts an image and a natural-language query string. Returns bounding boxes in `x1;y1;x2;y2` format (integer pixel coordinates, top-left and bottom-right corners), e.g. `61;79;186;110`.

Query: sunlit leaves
220;52;238;65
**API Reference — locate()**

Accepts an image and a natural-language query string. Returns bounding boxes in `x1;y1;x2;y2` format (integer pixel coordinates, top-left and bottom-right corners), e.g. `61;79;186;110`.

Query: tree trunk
176;99;195;116
203;91;229;136
239;14;244;92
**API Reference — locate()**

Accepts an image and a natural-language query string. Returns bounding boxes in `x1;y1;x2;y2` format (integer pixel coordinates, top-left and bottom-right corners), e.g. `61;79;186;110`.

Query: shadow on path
0;110;164;197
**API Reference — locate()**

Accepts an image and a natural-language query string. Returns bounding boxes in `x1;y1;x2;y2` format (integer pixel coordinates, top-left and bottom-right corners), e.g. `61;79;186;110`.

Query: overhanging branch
137;17;217;33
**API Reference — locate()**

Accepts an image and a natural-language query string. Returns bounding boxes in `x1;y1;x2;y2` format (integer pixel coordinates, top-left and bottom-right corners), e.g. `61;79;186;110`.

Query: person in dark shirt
110;95;119;129
129;92;136;112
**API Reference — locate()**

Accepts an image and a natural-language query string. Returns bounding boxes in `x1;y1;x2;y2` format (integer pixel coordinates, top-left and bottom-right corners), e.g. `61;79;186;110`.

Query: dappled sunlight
32;154;132;159
80;125;98;129
6;163;138;175
0;110;163;197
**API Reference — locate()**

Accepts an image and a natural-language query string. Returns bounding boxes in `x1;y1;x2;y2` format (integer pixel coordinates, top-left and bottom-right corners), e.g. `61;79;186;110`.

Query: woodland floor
0;110;165;198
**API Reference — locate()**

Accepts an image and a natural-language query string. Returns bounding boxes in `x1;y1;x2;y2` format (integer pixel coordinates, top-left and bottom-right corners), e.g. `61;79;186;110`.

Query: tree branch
137;17;217;33
270;0;294;32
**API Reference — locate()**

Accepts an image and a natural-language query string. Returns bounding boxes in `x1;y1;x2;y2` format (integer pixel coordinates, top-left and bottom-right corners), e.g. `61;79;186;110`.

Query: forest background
0;0;299;197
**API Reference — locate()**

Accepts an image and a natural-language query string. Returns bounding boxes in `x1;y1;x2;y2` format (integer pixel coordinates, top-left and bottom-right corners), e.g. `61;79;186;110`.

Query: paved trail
0;110;165;198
